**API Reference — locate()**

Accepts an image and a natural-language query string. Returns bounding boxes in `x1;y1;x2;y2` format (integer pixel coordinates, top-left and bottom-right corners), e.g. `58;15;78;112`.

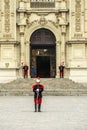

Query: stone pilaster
56;41;61;78
19;0;25;10
61;25;66;64
0;0;1;33
25;41;30;78
75;0;81;32
20;26;25;78
20;36;25;63
4;0;10;33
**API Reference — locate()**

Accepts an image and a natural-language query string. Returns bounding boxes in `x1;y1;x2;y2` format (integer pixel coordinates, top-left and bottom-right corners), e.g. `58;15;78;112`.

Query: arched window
30;28;56;45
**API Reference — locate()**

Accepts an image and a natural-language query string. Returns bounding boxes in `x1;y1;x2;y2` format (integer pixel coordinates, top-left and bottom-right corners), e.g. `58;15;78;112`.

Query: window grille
30;0;55;8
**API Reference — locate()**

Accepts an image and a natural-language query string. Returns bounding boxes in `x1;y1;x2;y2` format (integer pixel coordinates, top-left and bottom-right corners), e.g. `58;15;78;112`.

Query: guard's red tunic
23;65;28;76
32;84;44;104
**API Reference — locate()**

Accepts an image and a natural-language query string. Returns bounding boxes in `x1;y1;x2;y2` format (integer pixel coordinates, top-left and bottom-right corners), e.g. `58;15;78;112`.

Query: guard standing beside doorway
32;77;44;112
59;62;65;78
23;64;28;78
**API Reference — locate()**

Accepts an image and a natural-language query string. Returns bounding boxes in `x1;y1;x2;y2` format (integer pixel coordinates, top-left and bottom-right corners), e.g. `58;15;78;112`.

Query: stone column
61;25;66;64
61;0;67;10
56;41;61;78
25;41;30;78
20;26;25;78
28;41;30;78
20;33;25;63
19;1;25;10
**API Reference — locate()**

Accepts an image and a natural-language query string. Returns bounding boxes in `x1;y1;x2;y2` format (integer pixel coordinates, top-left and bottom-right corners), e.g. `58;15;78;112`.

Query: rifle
36;86;39;111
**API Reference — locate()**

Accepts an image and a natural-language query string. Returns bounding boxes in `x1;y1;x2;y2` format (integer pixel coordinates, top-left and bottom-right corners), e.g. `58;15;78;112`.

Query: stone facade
0;0;87;83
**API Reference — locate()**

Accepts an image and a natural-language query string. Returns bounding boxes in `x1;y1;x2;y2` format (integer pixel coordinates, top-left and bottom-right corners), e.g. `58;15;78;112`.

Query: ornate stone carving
26;20;38;28
56;13;66;26
3;34;12;38
74;33;82;38
48;20;58;28
4;0;10;33
27;15;47;27
5;63;9;68
75;0;81;32
38;16;47;26
25;15;37;28
0;2;1;33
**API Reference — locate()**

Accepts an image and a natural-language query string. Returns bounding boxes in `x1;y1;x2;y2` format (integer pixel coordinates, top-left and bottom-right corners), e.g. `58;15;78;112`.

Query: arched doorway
30;28;56;78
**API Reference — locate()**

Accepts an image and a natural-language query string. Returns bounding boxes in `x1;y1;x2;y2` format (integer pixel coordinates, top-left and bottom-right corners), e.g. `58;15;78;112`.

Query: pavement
0;96;87;130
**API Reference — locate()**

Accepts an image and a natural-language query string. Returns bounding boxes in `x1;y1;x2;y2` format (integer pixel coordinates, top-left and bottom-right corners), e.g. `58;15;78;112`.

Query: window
30;0;55;8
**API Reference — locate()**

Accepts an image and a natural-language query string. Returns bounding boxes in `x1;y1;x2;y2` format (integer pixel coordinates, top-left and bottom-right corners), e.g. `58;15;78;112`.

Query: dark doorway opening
36;56;50;78
30;28;56;78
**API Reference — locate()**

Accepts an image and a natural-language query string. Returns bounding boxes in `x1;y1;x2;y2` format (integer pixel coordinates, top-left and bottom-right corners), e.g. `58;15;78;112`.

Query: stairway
0;78;87;96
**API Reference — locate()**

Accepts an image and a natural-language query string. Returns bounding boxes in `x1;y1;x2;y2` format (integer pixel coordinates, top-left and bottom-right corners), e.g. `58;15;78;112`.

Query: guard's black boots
35;104;37;112
38;104;41;112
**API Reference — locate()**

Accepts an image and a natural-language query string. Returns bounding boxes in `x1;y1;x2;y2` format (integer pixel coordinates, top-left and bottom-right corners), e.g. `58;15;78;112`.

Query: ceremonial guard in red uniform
32;77;44;112
23;64;28;78
59;63;65;78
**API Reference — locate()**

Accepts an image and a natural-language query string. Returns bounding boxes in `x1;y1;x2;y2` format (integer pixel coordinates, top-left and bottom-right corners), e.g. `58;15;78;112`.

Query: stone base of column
56;75;59;78
28;75;30;78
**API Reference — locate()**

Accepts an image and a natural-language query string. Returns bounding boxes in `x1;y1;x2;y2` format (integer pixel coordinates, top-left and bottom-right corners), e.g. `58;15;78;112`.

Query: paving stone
0;96;87;130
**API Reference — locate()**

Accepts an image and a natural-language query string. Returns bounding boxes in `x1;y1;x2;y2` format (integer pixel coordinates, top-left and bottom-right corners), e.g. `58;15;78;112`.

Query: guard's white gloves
36;89;39;92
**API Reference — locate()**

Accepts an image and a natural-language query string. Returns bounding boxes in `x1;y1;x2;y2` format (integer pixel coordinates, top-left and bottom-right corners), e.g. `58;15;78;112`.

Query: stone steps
0;89;87;96
0;78;87;96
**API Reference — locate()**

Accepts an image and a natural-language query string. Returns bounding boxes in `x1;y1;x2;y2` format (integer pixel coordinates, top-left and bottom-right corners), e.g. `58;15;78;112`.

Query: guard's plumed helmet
36;77;40;83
